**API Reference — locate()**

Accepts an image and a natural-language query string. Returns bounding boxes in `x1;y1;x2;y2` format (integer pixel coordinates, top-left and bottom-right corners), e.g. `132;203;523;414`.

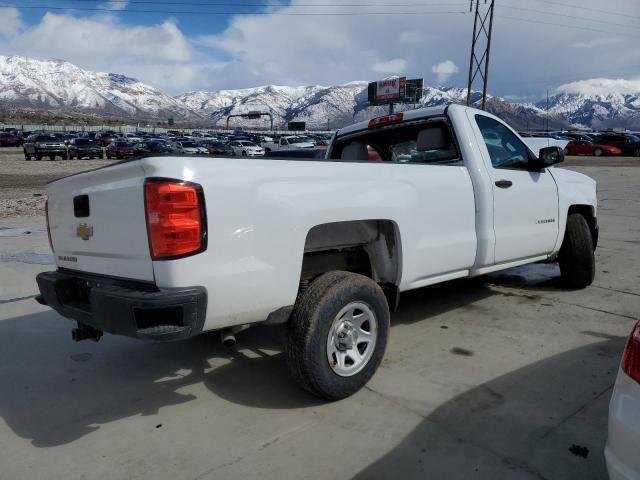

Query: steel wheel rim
326;302;377;377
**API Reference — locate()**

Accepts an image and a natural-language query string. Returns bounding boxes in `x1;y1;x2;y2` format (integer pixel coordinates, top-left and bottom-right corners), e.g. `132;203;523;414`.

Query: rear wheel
563;147;570;155
24;152;31;161
558;213;595;289
285;271;390;400
593;148;602;157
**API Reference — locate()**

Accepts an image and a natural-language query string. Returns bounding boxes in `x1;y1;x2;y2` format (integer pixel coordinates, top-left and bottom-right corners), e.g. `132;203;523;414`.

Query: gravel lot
0;147;116;217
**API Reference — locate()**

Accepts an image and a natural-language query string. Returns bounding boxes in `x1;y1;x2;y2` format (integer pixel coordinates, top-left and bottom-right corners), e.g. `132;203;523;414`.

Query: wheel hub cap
326;302;378;377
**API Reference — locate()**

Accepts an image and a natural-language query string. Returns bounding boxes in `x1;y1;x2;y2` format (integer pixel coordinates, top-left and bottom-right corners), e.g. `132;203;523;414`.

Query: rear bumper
36;270;207;342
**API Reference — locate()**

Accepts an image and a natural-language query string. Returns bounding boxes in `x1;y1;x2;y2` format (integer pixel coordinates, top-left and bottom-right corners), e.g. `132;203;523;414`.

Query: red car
0;132;22;147
105;141;135;159
564;140;621;156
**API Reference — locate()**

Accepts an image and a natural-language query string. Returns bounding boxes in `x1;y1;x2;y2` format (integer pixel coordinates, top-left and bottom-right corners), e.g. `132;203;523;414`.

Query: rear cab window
330;117;461;165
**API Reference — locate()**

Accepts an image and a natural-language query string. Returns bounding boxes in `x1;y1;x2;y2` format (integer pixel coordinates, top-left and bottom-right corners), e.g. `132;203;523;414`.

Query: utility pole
466;0;496;110
546;89;549;132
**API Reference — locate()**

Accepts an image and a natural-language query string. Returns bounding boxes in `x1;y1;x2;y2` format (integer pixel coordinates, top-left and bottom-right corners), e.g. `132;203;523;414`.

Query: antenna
466;0;496;110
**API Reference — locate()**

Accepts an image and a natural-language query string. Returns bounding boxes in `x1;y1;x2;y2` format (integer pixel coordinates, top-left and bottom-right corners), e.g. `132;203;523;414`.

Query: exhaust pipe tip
221;330;236;348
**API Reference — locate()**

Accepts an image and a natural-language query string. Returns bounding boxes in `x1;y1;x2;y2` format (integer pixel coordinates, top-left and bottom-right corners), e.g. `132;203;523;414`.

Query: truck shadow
0;277;512;448
352;335;625;480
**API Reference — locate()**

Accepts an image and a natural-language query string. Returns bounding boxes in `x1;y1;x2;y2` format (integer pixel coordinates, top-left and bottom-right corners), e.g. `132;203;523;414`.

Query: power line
496;14;640;39
529;0;640;21
1;4;469;15
501;4;638;32
22;0;469;5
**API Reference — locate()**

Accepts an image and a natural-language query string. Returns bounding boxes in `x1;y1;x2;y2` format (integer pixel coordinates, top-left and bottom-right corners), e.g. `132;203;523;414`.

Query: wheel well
567;204;597;248
300;220;401;304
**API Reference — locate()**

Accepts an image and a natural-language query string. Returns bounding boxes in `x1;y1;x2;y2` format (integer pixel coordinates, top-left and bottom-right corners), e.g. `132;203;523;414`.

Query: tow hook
71;324;103;342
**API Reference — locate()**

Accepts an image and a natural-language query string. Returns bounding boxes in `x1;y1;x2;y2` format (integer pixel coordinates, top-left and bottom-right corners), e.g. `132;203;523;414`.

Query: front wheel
558;213;595;289
285;271;390;400
242;150;247;156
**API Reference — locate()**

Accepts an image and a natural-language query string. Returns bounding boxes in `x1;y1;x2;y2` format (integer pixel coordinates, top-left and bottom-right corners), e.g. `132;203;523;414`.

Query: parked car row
519;130;640;157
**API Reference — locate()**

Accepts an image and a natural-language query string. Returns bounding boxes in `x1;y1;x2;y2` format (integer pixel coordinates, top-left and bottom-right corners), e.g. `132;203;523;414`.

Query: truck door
472;114;559;264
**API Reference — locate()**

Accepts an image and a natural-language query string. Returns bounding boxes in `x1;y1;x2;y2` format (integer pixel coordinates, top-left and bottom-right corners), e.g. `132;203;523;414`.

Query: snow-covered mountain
539;91;640;130
0;55;201;120
1;55;637;129
177;83;561;130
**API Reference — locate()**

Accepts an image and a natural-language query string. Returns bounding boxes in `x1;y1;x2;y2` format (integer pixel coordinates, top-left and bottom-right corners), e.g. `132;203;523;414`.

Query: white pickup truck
262;135;315;153
36;104;598;399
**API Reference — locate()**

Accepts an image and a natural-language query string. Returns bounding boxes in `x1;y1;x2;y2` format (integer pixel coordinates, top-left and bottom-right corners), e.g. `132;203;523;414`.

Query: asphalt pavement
0;164;639;479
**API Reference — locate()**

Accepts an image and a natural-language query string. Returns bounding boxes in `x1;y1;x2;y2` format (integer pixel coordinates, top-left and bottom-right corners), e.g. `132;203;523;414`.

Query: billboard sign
374;77;406;101
368;77;422;105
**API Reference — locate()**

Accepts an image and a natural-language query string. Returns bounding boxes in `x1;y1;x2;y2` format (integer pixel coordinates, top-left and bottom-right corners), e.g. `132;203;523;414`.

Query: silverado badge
76;223;93;241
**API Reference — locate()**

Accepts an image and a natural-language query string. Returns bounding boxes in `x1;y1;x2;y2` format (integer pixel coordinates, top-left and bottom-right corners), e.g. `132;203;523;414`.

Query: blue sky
1;0;639;99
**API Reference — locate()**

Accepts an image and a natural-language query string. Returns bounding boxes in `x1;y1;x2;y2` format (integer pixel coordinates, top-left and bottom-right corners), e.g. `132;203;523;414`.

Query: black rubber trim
36;270;207;342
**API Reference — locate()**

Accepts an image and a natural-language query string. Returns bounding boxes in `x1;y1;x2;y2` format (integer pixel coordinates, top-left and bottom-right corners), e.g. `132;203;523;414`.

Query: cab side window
475;115;532;170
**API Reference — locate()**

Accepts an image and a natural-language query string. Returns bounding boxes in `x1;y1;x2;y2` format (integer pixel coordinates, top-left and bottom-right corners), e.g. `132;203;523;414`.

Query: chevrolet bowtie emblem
76;223;93;241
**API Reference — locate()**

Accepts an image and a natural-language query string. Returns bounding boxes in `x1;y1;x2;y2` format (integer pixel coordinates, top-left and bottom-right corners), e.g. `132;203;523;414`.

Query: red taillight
144;180;206;260
45;198;54;252
368;113;403;128
622;322;640;384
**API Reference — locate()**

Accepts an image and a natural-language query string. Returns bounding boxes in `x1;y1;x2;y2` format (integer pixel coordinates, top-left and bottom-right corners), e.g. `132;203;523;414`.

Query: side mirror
537;146;564;168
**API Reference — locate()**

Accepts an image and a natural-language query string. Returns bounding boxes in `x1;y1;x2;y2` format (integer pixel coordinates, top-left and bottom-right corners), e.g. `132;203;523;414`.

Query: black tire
36;153;42;161
285;271;390;400
558;213;595;289
593;148;602;157
563;147;569;155
635;148;640;157
242;150;247;156
24;152;31;161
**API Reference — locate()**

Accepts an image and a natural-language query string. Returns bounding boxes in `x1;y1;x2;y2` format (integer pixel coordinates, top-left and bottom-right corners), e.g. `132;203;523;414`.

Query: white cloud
0;7;23;38
98;0;130;11
0;12;201;92
431;60;459;83
398;31;425;45
571;37;623;49
372;58;407;74
8;13;192;63
556;78;640;96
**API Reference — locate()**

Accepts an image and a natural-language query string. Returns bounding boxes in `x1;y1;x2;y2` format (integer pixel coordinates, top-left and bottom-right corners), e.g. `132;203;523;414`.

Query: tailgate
47;161;154;282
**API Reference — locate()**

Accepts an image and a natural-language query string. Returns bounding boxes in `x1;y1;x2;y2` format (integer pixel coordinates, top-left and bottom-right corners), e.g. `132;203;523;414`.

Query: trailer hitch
71;324;103;342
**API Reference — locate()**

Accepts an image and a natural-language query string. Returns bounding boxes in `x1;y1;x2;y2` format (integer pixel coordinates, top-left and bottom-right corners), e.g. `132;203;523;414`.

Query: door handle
495;179;513;189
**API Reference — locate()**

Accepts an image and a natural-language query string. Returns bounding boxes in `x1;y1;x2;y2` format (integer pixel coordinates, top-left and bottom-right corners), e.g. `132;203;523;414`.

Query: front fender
549;168;597;253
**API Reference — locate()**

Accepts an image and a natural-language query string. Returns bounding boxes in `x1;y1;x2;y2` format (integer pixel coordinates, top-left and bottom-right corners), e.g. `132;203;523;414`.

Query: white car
263;135;315;153
37;104;597;400
606;321;640;480
177;141;208;155
229;140;265;156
